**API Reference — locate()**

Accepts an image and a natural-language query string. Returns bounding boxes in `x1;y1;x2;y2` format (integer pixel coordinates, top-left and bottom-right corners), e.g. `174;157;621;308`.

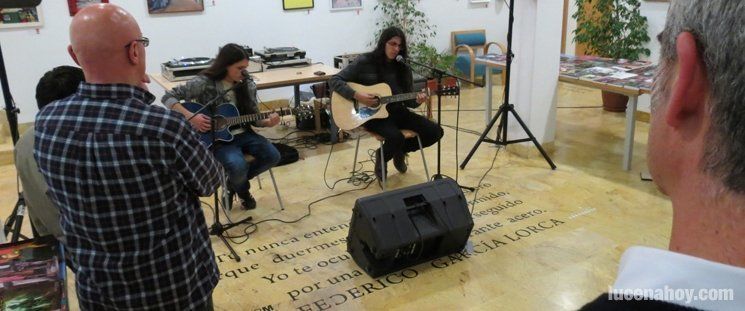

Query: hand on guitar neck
415;91;429;105
258;112;281;127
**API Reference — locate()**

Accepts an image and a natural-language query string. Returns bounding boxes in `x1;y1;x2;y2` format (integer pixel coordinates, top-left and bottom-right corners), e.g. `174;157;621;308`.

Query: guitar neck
379;92;419;105
225;107;293;127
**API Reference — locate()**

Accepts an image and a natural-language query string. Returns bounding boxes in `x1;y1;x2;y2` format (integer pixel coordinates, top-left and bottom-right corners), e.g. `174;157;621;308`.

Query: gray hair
655;0;745;193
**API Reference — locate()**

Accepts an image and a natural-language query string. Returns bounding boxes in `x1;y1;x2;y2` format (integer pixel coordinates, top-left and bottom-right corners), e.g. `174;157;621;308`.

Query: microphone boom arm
397;55;482;88
186;78;249;122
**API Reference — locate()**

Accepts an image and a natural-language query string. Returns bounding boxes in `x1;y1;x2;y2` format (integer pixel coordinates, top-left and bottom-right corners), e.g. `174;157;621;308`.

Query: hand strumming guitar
189;113;212;132
354;91;380;107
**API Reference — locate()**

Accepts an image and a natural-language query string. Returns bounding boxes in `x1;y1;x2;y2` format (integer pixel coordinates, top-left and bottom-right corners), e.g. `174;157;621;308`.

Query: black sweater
328;53;418;109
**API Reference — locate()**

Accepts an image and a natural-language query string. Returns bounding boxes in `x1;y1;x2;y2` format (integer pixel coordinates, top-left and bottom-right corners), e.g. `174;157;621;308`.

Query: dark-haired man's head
35;65;84;109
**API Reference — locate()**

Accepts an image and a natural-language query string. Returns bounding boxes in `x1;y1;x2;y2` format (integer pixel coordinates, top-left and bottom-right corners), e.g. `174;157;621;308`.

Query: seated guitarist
163;43;280;210
329;26;443;183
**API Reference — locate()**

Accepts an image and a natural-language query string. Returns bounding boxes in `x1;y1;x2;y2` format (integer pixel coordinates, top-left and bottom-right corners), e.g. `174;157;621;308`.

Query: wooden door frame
561;0;569;53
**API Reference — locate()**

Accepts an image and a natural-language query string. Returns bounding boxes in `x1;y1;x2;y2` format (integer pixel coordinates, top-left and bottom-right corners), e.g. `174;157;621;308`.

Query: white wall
1;0;510;123
508;0;563;143
564;1;669;112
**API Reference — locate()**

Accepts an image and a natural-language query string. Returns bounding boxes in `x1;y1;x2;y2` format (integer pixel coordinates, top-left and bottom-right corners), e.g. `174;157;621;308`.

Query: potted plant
410;43;459;89
372;0;436;53
572;0;651;112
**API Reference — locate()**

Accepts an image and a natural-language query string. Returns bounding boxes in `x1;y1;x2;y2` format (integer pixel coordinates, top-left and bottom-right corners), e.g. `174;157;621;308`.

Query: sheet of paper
609;72;638;79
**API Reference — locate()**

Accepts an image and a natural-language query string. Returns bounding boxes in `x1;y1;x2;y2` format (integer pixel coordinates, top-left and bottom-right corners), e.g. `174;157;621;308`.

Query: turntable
256;47;307;62
161;57;214;82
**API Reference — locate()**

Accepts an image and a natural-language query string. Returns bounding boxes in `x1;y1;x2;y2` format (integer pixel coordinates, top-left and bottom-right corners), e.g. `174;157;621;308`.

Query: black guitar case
273;143;299;166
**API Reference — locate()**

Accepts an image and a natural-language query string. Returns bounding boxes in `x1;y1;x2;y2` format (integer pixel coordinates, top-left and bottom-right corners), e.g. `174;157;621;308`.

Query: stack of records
0;236;68;311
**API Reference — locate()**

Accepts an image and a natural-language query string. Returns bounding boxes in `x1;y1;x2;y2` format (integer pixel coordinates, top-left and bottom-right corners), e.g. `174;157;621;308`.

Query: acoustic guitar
182;102;312;148
331;82;459;131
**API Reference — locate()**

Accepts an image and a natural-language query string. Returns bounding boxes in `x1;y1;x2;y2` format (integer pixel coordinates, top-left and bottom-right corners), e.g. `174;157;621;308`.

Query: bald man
34;4;222;310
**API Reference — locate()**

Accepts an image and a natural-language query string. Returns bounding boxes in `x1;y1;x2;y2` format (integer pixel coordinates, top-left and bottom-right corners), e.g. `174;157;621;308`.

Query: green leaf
572;0;650;60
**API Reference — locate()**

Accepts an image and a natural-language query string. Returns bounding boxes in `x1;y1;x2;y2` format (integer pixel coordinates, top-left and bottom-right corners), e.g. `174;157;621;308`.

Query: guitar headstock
436;85;460;97
293;104;314;121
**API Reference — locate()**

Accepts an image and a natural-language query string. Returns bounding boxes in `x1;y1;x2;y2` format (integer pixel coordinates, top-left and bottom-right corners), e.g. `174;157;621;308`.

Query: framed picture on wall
148;0;205;14
0;7;43;29
330;0;362;11
68;0;109;16
284;0;314;10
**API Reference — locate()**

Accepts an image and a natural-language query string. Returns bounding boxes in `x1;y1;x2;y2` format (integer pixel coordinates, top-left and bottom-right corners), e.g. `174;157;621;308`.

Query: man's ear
666;31;708;128
68;45;80;65
127;43;141;66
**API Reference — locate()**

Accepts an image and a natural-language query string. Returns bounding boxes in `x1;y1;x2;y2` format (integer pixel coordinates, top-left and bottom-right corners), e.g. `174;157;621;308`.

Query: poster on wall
0;6;43;29
284;0;314;10
68;0;109;16
148;0;205;14
330;0;362;11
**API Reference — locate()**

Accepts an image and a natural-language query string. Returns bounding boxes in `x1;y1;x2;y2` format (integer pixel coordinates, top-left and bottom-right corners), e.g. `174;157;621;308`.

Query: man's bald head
68;4;146;87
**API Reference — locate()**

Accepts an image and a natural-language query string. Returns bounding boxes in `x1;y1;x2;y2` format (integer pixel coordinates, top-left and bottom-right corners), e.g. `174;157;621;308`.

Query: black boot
240;194;257;210
236;189;256;210
393;152;407;173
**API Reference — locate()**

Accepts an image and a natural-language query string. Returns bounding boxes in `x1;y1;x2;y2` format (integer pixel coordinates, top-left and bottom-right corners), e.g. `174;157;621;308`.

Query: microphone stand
1;43;36;242
190;78;253;262
186;73;253;122
459;0;556;171
401;56;479;192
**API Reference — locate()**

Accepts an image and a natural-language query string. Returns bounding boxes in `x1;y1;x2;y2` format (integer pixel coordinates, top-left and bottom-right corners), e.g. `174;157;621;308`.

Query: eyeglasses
386;41;402;49
125;37;149;49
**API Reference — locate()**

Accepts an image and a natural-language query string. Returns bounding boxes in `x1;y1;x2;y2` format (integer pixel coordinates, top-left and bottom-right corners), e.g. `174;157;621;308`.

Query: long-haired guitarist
329;26;443;182
162;43;280;210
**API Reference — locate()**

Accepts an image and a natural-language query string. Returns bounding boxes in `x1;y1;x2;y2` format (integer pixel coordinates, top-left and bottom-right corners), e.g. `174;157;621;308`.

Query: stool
352;129;430;190
222;153;284;211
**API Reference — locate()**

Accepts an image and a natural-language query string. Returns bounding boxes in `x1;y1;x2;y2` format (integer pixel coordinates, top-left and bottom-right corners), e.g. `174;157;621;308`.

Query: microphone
395;55;410;68
240;69;253;81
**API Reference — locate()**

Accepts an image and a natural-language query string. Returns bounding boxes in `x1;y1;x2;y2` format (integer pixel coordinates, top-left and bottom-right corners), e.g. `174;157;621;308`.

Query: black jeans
363;104;443;162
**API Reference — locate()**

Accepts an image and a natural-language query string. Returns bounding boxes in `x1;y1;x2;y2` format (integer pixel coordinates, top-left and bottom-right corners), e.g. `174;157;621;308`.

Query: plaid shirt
34;83;222;310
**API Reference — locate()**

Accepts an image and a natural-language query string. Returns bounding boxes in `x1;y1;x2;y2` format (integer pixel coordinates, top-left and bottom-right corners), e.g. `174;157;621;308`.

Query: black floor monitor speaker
347;178;474;277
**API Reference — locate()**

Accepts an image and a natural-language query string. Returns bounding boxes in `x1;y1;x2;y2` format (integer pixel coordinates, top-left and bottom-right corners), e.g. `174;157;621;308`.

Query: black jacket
328;53;418;109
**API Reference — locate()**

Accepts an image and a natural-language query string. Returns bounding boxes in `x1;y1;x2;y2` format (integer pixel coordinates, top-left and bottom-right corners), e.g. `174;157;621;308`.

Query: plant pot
601;91;629;112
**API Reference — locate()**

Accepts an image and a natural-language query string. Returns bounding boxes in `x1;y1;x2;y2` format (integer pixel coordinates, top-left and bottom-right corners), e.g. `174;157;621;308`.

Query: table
150;63;340;107
477;54;654;171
